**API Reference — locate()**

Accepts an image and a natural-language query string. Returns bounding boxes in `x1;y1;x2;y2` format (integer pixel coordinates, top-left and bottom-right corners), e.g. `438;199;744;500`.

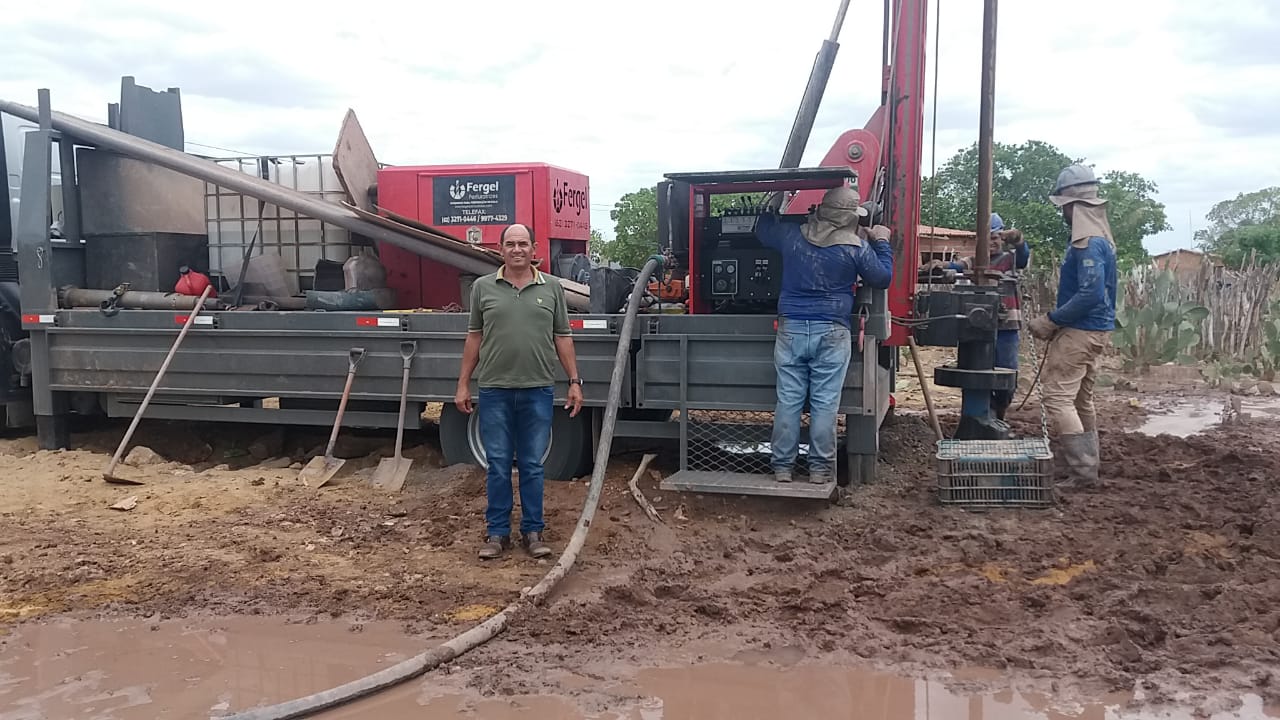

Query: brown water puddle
2;617;1274;719
1137;397;1280;437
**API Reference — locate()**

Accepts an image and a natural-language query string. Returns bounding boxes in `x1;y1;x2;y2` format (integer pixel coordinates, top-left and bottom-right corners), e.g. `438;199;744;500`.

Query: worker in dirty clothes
456;223;584;560
755;187;894;484
926;213;1030;419
1026;165;1117;488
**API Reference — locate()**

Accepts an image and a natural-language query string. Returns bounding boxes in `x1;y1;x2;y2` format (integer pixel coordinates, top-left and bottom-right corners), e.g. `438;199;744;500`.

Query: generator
656;167;866;316
374;162;592;310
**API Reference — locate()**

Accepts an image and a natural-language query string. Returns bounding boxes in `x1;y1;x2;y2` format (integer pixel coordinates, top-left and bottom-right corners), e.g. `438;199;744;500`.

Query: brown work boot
774;468;793;483
478;535;510;560
522;532;553;559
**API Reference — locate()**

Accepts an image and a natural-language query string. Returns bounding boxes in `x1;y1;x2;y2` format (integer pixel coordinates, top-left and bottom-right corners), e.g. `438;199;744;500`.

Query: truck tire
438;403;591;481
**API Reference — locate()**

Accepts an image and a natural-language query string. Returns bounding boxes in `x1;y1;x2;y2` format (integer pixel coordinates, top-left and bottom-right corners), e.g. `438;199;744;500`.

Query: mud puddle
3;618;1274;720
1137;396;1280;437
0;616;426;719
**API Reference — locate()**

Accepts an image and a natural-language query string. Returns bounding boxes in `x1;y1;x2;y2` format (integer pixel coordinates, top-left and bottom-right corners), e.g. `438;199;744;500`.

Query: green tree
588;228;604;264
601;187;771;269
1098;170;1173;266
1196;187;1280;267
601;187;659;269
1195;187;1280;246
922;141;1169;270
1215;224;1280;267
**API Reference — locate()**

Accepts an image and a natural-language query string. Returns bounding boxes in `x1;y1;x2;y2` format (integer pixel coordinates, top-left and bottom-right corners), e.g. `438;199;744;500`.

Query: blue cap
990;213;1005;232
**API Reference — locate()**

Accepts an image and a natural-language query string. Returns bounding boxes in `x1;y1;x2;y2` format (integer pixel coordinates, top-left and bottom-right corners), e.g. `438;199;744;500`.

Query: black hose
216;255;666;720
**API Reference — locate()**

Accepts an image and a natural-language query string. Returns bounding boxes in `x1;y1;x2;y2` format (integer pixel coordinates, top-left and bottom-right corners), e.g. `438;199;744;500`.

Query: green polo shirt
468;266;571;389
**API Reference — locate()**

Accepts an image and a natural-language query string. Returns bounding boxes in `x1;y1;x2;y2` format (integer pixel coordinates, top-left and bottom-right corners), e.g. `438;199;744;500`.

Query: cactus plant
1112;268;1210;371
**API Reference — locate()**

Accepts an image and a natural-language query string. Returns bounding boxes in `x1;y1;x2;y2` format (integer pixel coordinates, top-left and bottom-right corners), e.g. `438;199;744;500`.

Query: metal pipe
778;0;852;170
829;0;853;42
881;0;891;105
60;287;225;311
0;99;500;279
972;0;998;285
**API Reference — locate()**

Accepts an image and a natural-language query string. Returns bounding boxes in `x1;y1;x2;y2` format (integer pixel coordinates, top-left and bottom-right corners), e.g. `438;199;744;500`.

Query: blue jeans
772;318;852;474
993;329;1020;414
478;386;554;537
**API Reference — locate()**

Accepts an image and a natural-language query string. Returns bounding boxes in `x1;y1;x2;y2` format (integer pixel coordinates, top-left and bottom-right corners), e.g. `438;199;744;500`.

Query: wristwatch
569;378;584;386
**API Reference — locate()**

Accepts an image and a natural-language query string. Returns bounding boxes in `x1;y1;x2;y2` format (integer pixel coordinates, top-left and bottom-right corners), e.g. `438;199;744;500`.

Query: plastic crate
935;438;1055;508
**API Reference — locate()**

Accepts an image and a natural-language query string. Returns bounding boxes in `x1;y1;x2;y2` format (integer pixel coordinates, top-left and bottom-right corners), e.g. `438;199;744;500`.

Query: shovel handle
323;348;366;458
393;341;416;458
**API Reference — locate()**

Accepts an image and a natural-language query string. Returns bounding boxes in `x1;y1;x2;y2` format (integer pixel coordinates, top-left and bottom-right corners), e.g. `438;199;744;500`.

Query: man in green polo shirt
455;223;584;560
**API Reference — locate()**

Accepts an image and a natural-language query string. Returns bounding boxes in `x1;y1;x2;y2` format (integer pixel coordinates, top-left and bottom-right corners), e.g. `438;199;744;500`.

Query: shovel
299;347;366;488
371;340;417;491
104;284;214;484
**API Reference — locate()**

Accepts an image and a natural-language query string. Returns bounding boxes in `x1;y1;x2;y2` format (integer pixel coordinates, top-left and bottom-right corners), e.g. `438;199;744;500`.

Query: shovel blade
371;457;413;492
299;455;345;488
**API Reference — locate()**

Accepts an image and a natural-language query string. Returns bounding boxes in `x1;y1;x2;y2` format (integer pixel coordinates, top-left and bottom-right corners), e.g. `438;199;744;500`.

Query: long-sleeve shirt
755;213;894;327
1049;236;1117;331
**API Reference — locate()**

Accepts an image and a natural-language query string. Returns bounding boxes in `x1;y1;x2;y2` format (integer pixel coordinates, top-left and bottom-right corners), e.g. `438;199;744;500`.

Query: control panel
710;258;738;296
695;214;785;311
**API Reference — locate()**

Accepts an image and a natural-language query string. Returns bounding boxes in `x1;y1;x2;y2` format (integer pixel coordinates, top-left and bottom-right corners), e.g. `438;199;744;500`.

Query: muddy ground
2;362;1279;717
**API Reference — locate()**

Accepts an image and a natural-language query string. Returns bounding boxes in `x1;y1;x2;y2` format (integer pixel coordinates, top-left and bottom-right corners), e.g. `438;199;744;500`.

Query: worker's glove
1027;314;1059;340
998;229;1025;246
868;225;892;242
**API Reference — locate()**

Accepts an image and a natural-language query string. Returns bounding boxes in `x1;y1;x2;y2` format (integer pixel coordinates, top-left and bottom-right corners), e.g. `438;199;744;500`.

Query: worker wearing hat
755;186;894;485
1026;164;1117;488
925;212;1030;420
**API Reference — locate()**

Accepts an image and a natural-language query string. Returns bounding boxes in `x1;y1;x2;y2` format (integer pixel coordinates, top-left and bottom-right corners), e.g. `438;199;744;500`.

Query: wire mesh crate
935;438;1055;508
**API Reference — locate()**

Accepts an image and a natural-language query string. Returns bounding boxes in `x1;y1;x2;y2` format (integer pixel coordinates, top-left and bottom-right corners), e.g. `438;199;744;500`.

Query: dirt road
2;378;1279;718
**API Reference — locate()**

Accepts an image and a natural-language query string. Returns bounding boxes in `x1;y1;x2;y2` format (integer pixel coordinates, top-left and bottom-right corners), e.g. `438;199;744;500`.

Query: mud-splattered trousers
1041;328;1110;434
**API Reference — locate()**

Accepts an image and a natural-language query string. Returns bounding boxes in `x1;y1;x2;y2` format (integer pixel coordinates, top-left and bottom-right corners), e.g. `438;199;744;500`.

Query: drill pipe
972;0;998;284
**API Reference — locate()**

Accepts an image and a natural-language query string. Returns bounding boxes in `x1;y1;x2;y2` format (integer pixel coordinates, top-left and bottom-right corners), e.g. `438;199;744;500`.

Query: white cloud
2;0;1278;253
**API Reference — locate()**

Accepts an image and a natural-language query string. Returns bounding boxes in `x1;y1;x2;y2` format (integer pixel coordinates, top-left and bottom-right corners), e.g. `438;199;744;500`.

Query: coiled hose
218;256;665;720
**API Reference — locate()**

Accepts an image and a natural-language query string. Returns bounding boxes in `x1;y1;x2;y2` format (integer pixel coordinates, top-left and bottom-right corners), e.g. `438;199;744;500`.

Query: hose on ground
217;255;666;720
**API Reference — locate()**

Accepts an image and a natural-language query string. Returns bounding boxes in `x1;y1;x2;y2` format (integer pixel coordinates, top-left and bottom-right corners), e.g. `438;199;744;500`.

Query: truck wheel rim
466;411;553;469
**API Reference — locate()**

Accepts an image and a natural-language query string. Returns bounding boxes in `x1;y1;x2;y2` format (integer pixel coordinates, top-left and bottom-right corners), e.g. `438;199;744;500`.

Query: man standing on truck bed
755;187;894;485
455;223;585;560
1027;164;1117;489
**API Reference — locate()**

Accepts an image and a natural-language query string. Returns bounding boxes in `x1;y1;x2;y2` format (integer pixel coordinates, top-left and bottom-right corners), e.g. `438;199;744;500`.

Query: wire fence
1021;253;1280;372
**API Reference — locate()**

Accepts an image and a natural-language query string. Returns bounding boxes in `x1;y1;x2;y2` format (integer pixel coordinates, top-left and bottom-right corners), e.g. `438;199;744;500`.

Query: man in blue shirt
1027;164;1117;488
755;186;894;484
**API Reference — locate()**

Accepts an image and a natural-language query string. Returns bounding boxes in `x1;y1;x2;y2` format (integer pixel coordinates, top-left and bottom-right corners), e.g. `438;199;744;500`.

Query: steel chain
1018;282;1051;441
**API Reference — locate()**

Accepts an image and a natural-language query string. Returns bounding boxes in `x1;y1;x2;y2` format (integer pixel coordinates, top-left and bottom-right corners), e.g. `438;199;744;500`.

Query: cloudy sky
3;0;1278;253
